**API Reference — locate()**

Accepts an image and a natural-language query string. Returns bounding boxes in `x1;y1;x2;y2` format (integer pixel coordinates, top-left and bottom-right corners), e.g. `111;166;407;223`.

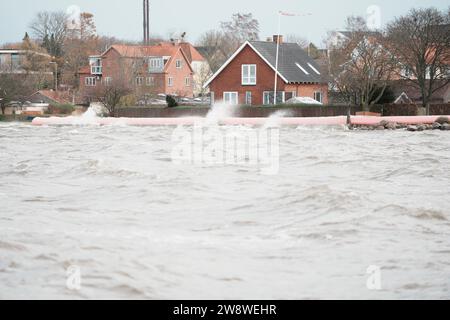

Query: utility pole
49;61;58;91
143;0;150;45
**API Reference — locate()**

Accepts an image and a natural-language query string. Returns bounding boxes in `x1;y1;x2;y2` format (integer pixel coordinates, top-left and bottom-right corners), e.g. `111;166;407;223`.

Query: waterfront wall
116;104;450;118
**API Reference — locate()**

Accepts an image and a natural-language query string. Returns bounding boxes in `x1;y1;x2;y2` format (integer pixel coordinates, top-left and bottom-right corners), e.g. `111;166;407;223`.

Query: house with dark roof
204;36;328;106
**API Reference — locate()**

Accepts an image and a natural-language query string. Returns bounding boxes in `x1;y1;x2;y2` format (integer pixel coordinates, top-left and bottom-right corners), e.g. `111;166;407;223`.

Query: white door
223;92;238;105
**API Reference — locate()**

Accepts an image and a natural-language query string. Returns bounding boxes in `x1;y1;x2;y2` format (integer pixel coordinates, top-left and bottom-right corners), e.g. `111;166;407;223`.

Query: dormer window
149;57;164;73
89;56;102;75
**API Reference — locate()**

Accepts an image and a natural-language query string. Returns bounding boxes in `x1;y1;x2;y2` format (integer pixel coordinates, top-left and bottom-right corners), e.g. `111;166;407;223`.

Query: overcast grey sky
0;0;448;47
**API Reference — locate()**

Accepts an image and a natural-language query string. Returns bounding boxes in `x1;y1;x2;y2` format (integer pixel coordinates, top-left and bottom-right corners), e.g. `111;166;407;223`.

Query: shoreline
29;115;450;129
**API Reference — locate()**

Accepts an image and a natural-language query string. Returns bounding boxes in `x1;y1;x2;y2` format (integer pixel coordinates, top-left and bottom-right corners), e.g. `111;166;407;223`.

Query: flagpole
273;12;281;105
273;11;312;105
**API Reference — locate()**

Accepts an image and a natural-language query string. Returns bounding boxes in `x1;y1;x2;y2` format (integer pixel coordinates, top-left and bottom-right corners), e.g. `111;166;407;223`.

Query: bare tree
95;81;132;116
62;12;99;88
29;11;68;57
329;17;396;109
197;30;230;72
20;35;53;89
79;13;97;41
0;74;33;114
194;62;213;96
285;35;309;48
385;7;450;113
196;13;260;73
220;13;260;42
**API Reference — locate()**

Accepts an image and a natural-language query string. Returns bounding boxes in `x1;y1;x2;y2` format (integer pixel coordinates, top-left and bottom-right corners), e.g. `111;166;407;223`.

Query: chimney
143;0;150;45
273;35;283;44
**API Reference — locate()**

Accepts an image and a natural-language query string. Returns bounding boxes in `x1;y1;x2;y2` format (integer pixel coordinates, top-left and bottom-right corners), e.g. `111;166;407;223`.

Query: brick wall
208;44;328;105
164;49;194;97
209;45;286;105
79;47;194;102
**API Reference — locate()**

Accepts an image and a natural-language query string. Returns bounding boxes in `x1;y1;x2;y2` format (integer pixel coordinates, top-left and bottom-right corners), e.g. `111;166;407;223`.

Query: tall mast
143;0;150;45
273;13;281;105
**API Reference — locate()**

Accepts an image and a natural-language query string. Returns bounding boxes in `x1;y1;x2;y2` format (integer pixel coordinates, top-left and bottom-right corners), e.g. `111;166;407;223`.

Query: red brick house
78;43;195;102
205;36;328;106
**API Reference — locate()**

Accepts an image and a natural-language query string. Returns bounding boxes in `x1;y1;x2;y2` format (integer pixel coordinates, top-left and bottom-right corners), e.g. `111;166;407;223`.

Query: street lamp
49;61;58;91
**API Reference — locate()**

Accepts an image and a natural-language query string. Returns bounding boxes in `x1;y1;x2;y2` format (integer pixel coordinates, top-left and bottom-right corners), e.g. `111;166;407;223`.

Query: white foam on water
205;102;236;125
263;109;293;129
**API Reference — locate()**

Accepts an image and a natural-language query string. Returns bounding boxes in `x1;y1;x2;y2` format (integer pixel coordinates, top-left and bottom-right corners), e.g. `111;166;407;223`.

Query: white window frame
103;77;112;86
242;64;256;85
245;91;252;105
223;92;238;105
149;57;164;72
85;77;96;87
89;57;102;74
136;77;144;86
185;76;191;87
263;91;285;105
176;59;182;69
314;91;323;103
168;77;174;87
146;77;155;86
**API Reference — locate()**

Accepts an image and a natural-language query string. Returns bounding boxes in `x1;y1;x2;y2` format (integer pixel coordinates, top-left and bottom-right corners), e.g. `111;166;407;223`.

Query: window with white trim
103;77;112;86
168;77;174;87
136;77;144;86
263;91;285;105
149;57;164;72
185;77;191;87
223;92;238;105
85;77;96;86
146;77;155;86
242;64;256;85
314;91;323;103
176;59;182;69
245;91;252;105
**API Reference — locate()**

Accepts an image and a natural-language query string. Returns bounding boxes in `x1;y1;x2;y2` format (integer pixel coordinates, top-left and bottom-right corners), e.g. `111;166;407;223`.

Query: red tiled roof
109;43;179;58
78;66;91;74
179;42;206;62
31;90;71;104
77;42;198;75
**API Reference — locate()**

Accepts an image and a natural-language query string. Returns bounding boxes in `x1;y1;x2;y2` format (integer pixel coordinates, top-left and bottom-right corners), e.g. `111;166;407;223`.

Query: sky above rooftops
0;0;448;47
